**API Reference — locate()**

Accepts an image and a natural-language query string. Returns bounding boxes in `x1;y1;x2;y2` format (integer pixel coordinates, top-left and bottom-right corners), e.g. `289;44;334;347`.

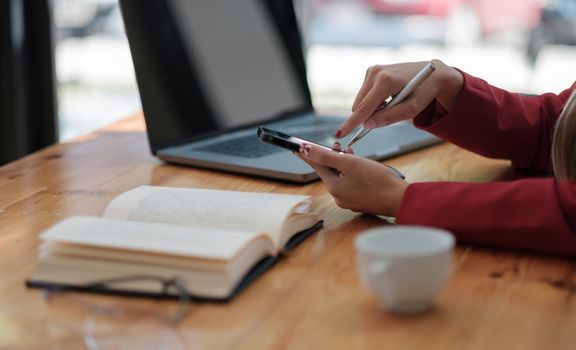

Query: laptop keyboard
196;135;283;158
195;119;342;158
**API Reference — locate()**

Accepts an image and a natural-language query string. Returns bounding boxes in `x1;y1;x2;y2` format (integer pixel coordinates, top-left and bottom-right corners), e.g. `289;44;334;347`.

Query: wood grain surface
1;115;575;350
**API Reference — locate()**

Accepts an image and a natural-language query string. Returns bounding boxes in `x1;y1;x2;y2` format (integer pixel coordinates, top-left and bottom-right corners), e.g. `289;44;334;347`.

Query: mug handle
369;261;397;307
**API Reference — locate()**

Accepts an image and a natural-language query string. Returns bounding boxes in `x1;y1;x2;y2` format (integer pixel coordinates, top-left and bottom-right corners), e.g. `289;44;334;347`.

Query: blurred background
53;0;576;141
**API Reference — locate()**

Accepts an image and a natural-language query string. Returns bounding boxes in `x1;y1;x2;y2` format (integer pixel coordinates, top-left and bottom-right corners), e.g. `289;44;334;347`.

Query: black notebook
27;186;322;301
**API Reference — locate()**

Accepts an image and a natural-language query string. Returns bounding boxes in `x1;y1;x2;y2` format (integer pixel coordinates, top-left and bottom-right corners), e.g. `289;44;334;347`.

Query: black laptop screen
119;0;313;152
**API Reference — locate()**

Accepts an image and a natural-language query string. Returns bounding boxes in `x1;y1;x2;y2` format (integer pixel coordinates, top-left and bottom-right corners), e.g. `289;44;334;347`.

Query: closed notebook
27;186;322;300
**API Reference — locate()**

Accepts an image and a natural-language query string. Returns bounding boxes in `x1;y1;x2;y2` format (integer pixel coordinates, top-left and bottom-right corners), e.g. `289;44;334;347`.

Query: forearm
396;179;576;256
414;72;574;174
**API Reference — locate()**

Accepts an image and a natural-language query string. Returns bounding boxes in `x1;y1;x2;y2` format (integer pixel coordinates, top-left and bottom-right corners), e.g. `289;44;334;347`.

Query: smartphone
257;126;337;153
257;126;405;179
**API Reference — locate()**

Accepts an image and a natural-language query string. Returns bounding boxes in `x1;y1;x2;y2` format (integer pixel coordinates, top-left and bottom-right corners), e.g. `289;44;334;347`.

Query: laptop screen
119;0;312;152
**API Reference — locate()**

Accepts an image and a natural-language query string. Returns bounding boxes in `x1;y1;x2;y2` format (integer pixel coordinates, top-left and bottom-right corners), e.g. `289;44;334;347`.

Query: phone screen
257;127;336;152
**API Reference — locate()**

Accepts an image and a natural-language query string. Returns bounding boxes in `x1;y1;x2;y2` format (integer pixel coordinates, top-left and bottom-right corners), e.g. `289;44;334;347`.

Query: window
53;0;140;140
302;0;576;112
53;0;576;140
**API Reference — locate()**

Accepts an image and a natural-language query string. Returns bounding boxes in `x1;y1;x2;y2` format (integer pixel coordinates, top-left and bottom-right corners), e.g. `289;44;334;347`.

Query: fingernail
300;144;310;156
334;129;342;138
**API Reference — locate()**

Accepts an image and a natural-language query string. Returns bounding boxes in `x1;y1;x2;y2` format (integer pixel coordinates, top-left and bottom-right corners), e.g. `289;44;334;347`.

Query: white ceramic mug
355;226;455;313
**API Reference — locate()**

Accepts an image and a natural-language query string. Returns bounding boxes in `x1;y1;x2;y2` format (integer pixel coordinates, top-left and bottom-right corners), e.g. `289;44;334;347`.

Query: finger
300;143;354;171
333;142;354;155
294;152;339;183
338;83;392;137
307;161;337;182
351;66;377;112
366;84;437;128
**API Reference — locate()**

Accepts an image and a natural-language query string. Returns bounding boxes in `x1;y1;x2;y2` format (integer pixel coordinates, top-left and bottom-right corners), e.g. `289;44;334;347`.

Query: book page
103;186;311;247
41;216;268;261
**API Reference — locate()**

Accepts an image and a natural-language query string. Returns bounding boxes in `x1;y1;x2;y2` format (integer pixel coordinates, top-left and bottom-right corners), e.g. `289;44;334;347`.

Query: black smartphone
257;126;337;153
257;126;405;179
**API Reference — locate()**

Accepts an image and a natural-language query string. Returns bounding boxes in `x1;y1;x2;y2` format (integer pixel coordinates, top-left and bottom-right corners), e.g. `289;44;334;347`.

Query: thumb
300;143;353;171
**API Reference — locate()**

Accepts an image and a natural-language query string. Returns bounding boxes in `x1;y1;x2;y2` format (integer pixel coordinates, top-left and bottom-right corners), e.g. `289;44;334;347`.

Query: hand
335;59;464;138
296;142;408;216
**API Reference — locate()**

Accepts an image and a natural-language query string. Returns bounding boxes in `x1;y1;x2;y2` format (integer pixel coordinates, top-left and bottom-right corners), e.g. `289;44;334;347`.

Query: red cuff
413;99;448;128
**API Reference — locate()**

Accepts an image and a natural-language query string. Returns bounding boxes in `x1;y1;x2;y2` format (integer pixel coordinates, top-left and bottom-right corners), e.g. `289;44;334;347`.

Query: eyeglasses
44;275;192;325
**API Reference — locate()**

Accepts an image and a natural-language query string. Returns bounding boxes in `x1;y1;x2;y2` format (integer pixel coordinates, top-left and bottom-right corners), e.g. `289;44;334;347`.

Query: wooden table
1;115;575;350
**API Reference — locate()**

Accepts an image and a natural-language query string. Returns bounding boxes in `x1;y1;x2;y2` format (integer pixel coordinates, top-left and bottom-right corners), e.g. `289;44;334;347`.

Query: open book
27;186;322;300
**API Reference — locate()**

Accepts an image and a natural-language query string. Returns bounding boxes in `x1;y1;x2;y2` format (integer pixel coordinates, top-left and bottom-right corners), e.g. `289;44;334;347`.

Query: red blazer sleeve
396;73;576;256
397;180;576;256
413;72;575;174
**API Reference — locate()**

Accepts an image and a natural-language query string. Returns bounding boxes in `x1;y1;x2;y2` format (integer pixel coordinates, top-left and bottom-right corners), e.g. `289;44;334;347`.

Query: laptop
118;0;440;183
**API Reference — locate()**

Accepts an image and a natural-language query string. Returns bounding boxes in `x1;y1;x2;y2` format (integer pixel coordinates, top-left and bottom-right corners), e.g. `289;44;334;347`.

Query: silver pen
345;61;437;150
